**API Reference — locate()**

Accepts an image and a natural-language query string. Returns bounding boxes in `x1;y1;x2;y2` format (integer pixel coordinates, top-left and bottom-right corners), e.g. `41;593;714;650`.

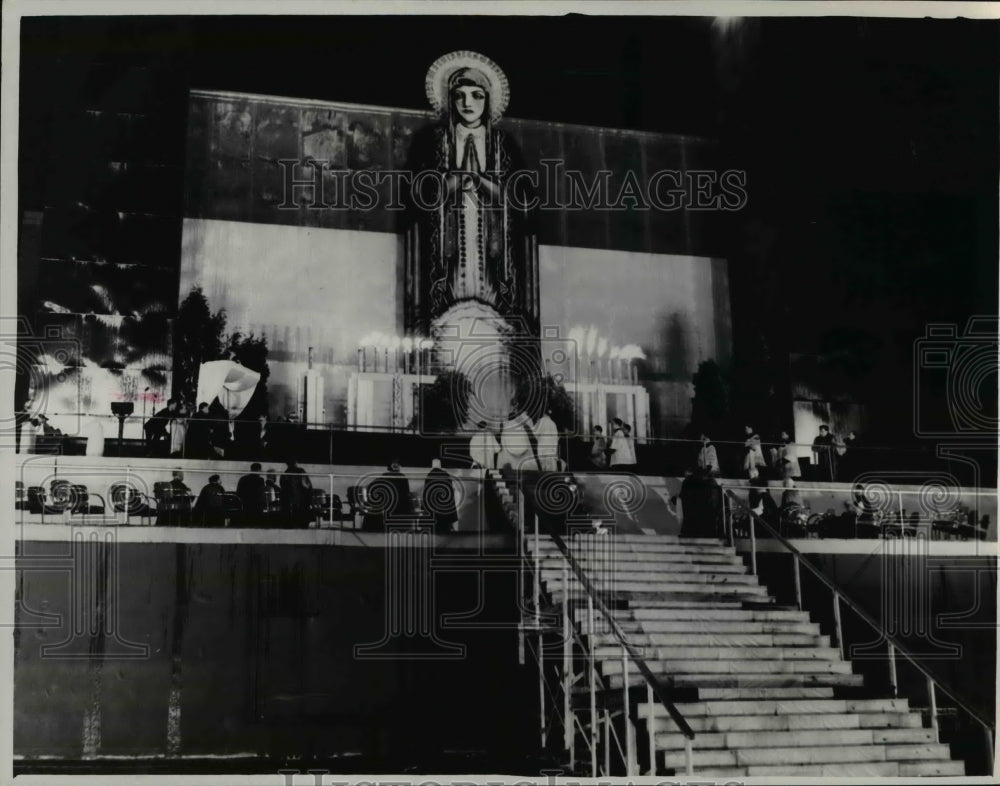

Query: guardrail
722;487;996;774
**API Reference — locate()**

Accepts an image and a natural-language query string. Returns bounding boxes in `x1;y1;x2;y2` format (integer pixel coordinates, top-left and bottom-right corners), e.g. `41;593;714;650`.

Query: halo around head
425;50;510;122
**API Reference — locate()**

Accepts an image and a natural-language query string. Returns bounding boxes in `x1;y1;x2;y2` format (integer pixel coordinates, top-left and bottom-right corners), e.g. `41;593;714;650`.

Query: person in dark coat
812;424;837;481
280;459;313;528
422;459;459;534
236;462;267;525
185;402;213;459
679;468;722;538
144;398;176;454
362;461;414;532
207;399;232;458
193;474;226;527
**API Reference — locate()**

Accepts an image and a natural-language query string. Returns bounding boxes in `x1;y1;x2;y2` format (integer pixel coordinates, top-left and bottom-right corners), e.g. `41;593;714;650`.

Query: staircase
527;532;967;777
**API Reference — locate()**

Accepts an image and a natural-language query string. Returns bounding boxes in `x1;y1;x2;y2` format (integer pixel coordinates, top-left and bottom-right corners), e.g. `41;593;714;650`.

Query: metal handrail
546;529;696;741
723;488;996;744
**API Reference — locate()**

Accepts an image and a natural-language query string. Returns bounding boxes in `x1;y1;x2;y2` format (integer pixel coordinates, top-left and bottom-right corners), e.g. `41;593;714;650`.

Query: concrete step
630;607;809;622
529;542;737;557
695;763;900;777
603;658;854;676
662;697;910;717
542;568;760;585
595;645;842;662
606;672;865;689
544;577;766;594
587;632;831;648
552;590;771;605
668;742;952;769
898;760;966;776
884;743;955;761
697;686;836;700
631;619;822;635
656;727;937;751
653;710;868;733
535;553;748;569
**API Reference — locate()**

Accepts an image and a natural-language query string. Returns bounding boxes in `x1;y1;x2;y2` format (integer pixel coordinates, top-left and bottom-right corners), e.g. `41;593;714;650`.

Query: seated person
155;470;193;526
236;463;267;525
193;474;227;527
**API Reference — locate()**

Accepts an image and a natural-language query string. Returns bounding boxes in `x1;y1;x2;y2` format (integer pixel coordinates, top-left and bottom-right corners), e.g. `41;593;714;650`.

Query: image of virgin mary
403;51;539;336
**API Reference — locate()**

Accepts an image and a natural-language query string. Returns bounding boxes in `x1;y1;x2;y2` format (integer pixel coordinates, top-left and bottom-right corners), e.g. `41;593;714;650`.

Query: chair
153;481;192;526
345;486;365;528
220;494;243;527
26;486;46;515
15;481;25;510
310;489;332;522
109;481;154;523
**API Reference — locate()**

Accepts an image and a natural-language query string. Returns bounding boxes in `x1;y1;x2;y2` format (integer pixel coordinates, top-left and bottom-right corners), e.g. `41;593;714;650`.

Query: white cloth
169;418;187;455
779;444;801;478
195;360;261;418
497;413;538;471
469;430;499;469
533;415;559;471
84;418;105;457
744;442;767;475
608;428;630;466
19;421;36;454
697;444;719;473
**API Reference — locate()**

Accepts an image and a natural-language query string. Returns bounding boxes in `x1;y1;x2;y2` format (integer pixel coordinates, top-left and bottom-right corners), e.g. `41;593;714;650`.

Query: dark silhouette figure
236;462;267;525
280;459;313;528
422;459;458;535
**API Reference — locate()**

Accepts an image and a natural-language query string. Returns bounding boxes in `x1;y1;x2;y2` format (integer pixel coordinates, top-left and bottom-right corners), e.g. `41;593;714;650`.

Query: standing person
207;399;232;458
590;425;608;469
280;459;313;528
168;401;189;457
622;423;638;470
264;470;281;516
143;398;176;455
608;418;629;469
838;429;859;480
744;434;767;480
777;430;801;480
812;424;837;481
469;420;499;470
697;434;719;476
236;463;267;525
185;402;213;459
533;408;560;471
362;460;413;531
422;459;459;535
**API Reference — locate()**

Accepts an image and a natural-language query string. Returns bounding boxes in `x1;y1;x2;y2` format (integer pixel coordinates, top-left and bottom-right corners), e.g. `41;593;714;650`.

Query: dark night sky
17;14;1000;442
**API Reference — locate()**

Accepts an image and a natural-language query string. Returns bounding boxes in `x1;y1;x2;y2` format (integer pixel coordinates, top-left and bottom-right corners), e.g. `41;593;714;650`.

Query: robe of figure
405;122;538;335
533;413;559;471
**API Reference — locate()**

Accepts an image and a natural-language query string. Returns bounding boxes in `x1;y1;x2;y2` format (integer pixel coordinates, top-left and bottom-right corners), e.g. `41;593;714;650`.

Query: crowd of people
143;399;304;461
694;424;861;482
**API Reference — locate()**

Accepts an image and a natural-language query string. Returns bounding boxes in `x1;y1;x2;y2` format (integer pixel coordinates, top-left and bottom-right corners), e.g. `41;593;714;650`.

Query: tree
416;370;472;434
173;287;226;401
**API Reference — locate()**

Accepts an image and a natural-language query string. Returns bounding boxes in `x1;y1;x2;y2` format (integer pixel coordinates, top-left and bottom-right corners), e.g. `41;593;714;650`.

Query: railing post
563;559;572;757
927;676;939;741
588;595;598;778
646;682;655;776
538;630;546;750
832;592;844;660
622;645;634;775
685;737;694;776
749;512;757;576
603;709;611;776
793;554;802;610
124;465;131;526
887;643;898;697
982;723;994;775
